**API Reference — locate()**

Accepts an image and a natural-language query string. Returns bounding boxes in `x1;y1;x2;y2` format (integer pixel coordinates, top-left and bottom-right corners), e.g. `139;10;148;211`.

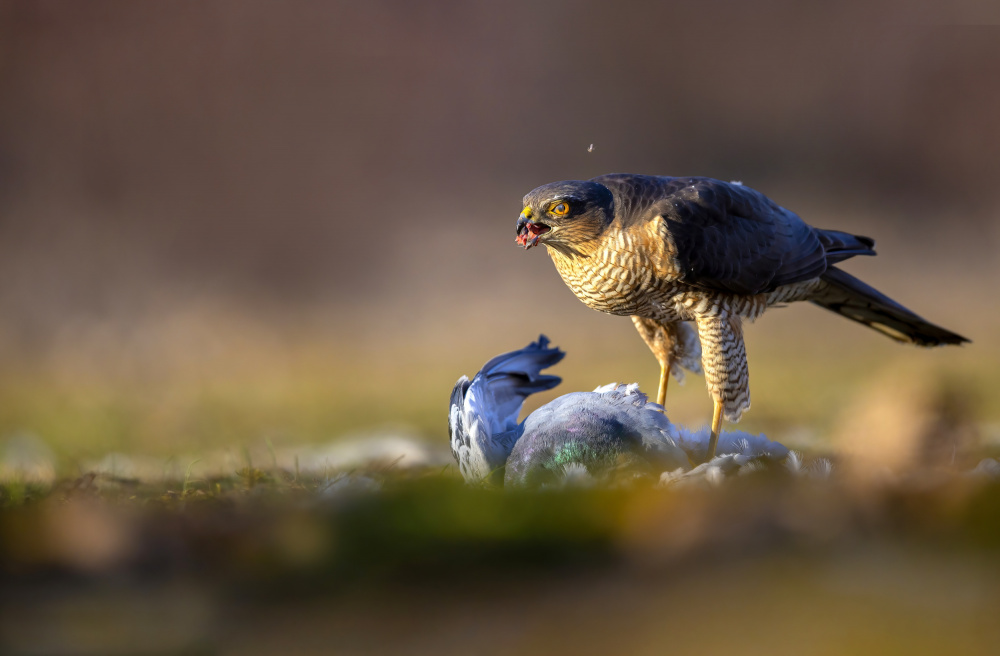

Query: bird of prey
515;174;969;461
448;336;789;487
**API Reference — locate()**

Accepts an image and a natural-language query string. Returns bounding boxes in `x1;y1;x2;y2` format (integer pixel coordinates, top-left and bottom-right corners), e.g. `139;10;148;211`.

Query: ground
4;459;1000;655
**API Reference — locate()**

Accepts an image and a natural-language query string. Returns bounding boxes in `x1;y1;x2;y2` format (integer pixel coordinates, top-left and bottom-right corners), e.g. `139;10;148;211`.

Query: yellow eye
550;202;569;216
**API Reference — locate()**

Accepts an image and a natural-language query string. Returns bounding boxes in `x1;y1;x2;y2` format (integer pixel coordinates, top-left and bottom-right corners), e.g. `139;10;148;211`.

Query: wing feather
655;178;828;295
595;175;829;295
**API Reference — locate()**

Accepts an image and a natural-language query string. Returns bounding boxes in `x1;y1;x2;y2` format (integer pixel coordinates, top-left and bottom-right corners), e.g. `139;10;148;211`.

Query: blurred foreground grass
5;464;1000;655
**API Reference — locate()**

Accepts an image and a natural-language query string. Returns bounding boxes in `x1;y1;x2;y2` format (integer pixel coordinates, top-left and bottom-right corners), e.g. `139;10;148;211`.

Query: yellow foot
706;399;723;462
656;357;673;412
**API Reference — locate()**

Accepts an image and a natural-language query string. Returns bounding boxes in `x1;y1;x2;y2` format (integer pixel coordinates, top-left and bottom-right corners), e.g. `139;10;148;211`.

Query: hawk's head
516;180;615;251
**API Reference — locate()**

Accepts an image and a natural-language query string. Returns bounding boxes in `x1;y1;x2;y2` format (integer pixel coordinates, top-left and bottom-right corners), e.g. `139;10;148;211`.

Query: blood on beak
515;215;551;250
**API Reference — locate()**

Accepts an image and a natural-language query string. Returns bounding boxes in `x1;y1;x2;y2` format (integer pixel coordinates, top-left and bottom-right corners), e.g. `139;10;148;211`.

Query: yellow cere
521;206;533;218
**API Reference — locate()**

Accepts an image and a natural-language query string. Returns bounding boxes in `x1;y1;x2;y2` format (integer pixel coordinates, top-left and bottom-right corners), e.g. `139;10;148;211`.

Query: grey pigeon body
450;337;704;487
674;426;789;466
504;384;689;487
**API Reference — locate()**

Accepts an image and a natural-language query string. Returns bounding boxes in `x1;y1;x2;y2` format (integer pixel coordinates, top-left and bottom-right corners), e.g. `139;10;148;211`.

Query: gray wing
658;178;831;295
598;175;834;296
448;335;564;483
469;335;564;435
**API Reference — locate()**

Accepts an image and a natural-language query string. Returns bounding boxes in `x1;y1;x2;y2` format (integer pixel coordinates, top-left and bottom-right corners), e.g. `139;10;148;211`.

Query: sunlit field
3;278;1000;653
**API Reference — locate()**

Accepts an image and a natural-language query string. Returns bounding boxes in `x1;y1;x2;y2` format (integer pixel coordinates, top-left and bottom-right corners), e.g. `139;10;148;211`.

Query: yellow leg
656;358;671;409
706;399;723;462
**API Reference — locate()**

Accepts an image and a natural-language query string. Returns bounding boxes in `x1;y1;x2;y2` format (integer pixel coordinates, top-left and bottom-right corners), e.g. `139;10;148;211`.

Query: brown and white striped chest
546;226;670;317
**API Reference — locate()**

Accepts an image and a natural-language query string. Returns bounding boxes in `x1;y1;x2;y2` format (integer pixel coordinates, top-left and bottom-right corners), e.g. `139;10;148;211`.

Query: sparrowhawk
514;174;968;461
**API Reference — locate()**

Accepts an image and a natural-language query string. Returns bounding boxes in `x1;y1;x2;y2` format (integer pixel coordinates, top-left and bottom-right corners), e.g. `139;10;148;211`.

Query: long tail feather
813;267;969;346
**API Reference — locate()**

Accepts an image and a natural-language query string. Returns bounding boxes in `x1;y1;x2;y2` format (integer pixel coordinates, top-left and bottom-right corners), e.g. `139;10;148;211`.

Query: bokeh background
1;1;999;471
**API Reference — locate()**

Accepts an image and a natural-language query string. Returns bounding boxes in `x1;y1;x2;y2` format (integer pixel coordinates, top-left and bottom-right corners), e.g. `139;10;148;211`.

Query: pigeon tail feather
449;336;564;483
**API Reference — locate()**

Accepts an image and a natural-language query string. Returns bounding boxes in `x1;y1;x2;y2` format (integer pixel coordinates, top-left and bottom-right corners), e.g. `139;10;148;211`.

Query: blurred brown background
0;1;998;464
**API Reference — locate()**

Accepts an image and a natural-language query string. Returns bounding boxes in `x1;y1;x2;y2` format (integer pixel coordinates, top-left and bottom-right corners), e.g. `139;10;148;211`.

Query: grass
4;463;1000;655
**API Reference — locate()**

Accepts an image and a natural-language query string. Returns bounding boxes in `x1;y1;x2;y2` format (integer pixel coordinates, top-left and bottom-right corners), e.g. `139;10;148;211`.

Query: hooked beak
515;208;550;250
